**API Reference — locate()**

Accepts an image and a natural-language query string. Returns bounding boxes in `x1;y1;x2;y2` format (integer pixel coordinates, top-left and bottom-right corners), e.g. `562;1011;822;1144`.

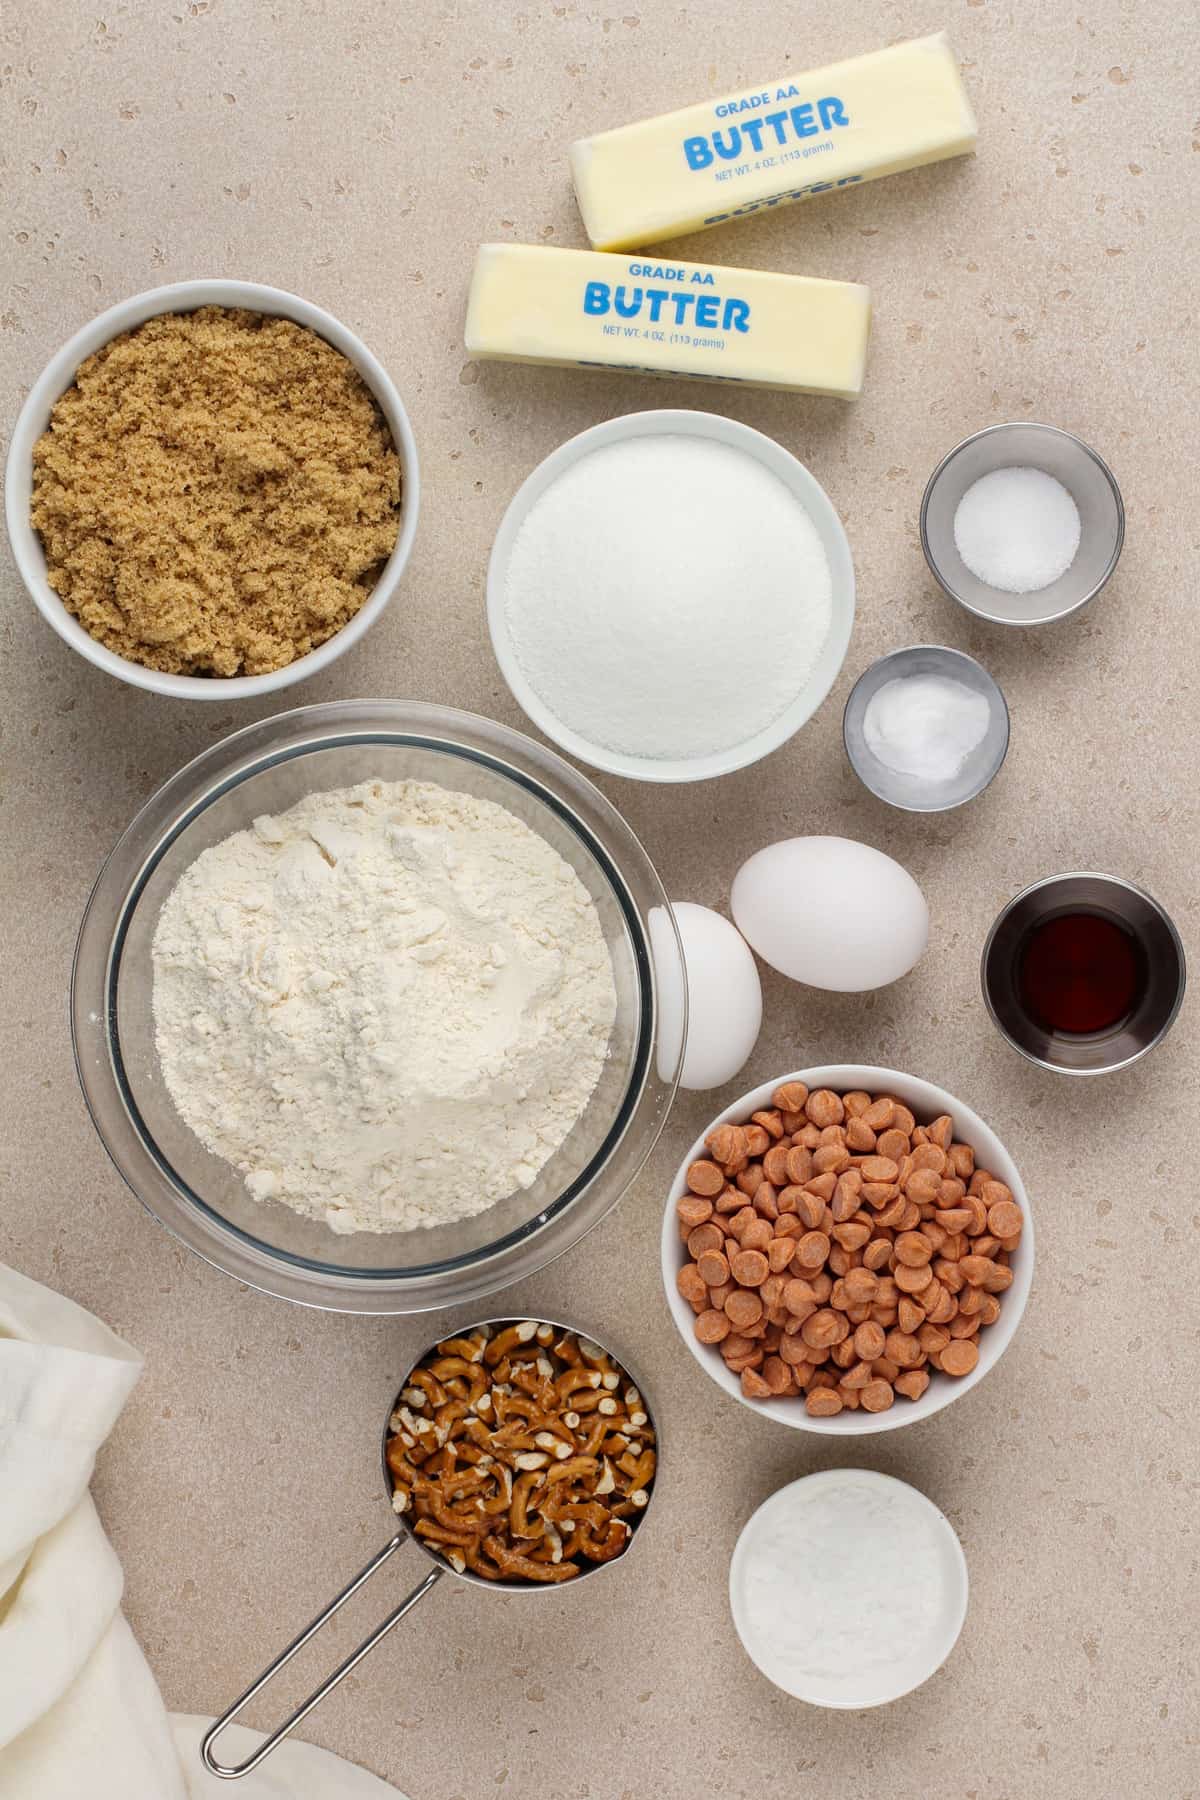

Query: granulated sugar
953;465;1081;594
503;435;833;761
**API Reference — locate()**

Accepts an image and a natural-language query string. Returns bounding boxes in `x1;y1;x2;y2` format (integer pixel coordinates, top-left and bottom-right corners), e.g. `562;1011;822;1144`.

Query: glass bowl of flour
72;700;685;1312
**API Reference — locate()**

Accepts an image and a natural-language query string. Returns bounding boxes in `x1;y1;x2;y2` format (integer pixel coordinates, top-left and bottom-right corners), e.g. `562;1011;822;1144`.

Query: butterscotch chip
686;1223;723;1259
859;1378;895;1413
761;1355;793;1395
677;1263;707;1305
686;1160;725;1197
805;1089;845;1128
908;1143;946;1174
763;1144;791;1186
705;1123;743;1167
696;1249;730;1288
784;1145;813;1186
840;1358;874;1389
894;1230;934;1268
940;1338;980;1376
845;1117;876;1152
31;307;401;676
801;1308;848;1349
987;1199;1022;1238
767;1236;796;1273
884;1330;923;1369
894;1261;934;1294
782;1277;818;1316
897;1296;926;1335
695;1308;731;1344
805;1387;843;1417
729;1248;769;1287
894;1369;930;1401
793;1230;831;1270
934;1206;973;1233
724;1288;763;1331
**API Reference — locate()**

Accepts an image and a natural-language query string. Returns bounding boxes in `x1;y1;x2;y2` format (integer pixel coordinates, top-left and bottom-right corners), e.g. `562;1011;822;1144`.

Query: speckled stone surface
2;4;1198;1796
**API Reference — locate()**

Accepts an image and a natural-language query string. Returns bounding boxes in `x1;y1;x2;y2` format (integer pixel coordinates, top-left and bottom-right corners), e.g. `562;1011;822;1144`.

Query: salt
502;435;833;762
953;465;1081;594
863;672;991;784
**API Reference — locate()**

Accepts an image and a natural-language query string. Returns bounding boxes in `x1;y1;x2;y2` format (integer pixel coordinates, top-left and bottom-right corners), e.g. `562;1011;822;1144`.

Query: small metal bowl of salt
843;645;1010;813
920;421;1124;627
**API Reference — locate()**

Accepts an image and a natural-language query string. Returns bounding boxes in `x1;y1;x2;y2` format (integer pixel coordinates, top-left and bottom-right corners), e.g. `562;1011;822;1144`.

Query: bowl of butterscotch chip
663;1066;1034;1435
5;279;419;698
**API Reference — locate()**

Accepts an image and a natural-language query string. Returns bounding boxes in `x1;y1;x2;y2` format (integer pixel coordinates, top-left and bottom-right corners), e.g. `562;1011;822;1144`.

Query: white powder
732;1471;964;1705
150;780;617;1235
953;465;1081;594
863;672;991;783
503;435;833;761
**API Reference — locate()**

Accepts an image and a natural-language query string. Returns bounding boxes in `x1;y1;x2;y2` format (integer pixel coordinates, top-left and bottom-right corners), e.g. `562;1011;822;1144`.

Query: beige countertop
3;3;1198;1795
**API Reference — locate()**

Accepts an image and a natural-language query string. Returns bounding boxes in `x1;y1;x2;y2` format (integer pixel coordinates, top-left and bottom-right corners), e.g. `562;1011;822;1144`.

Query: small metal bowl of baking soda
843;644;1010;812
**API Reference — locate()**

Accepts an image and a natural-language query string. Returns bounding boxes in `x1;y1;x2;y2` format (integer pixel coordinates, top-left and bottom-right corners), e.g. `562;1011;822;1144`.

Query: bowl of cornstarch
71;700;686;1313
487;410;855;782
729;1469;969;1707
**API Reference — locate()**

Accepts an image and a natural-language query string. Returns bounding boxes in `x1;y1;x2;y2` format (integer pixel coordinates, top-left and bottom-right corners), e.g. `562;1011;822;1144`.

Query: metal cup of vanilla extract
981;872;1185;1075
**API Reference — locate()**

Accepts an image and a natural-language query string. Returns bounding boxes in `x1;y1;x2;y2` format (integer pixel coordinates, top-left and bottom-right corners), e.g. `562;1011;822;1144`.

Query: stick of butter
464;244;871;399
569;33;976;252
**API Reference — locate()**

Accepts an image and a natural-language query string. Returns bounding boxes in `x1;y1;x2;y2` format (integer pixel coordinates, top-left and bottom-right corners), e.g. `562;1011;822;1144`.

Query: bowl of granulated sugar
487;410;855;783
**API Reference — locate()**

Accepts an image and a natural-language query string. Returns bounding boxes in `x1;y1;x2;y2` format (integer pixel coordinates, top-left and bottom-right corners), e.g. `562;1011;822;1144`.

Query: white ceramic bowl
662;1065;1034;1434
729;1469;969;1706
486;409;855;783
5;279;420;699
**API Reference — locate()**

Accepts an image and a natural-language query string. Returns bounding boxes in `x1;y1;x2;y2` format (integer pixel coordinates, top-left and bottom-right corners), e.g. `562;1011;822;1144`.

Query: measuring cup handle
200;1533;442;1780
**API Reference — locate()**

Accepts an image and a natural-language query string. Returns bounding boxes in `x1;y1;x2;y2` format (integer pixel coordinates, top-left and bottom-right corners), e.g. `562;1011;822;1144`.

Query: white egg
730;837;928;992
648;902;762;1091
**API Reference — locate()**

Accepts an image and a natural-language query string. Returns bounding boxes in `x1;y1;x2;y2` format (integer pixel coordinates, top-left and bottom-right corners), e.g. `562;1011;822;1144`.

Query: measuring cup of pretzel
201;1317;660;1779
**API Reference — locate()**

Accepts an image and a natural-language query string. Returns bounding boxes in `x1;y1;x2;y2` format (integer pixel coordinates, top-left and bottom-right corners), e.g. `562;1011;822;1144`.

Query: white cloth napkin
0;1264;410;1800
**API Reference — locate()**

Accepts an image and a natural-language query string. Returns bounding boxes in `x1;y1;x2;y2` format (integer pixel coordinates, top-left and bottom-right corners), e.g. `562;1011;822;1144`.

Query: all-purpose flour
151;780;617;1234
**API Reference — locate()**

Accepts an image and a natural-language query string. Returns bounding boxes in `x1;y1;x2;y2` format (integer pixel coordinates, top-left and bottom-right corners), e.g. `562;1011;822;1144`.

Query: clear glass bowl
72;701;684;1313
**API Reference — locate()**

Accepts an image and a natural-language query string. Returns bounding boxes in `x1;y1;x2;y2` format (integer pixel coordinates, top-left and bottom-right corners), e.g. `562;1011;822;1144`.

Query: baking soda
502;435;833;762
863;672;991;783
953;465;1081;594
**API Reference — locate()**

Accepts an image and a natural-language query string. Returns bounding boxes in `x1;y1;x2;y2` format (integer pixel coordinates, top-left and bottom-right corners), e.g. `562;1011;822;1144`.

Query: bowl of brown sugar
5;280;419;698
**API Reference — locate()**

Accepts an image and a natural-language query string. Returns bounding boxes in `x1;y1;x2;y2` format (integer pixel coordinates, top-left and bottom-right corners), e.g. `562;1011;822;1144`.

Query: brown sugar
30;307;402;677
